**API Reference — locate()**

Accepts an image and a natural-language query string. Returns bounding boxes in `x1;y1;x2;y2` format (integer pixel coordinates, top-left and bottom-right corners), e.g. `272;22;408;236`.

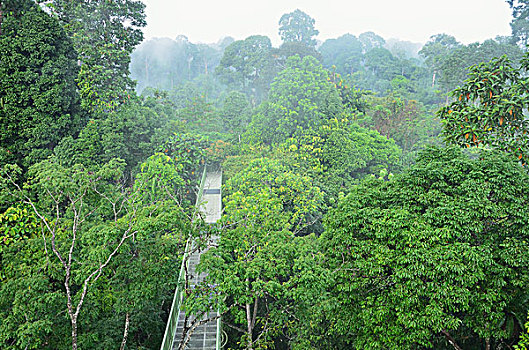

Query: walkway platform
162;169;223;350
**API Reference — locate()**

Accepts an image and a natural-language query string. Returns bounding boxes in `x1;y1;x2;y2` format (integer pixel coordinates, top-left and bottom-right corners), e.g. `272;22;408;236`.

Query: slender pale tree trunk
245;277;254;350
245;301;253;350
120;313;130;350
144;58;149;84
71;317;78;350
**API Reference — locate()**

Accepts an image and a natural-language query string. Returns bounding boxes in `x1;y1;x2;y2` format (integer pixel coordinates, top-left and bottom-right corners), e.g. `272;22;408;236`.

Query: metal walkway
160;169;223;350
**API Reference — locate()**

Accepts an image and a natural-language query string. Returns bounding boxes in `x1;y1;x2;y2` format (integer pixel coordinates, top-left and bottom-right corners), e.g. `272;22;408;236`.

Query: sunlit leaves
279;118;401;204
0;206;38;256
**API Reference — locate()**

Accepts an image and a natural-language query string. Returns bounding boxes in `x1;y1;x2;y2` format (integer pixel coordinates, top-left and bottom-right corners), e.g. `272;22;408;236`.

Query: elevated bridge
160;168;223;350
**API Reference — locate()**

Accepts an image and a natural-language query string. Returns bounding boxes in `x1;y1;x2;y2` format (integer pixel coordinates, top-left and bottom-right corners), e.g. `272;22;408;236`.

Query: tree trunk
144;58;149;85
246;302;253;350
432;71;436;88
71;317;78;350
245;277;253;350
120;313;130;350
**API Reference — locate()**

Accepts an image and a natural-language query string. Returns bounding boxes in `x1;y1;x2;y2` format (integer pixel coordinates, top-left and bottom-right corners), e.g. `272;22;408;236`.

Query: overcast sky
140;0;513;46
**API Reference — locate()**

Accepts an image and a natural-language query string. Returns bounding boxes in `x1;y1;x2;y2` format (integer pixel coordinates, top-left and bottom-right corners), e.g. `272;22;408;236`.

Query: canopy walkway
160;168;223;350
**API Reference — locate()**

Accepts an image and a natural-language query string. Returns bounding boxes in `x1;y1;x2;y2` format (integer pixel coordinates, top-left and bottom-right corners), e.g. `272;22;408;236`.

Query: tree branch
441;329;463;350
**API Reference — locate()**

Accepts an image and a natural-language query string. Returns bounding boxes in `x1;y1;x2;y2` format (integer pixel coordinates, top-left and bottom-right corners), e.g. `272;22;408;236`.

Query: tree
359;31;386;53
0;211;68;349
319;34;364;75
50;0;146;111
274;41;322;68
133;153;186;205
247;55;342;145
438;52;529;165
321;147;529;349
215;35;277;103
362;94;441;157
508;0;529;46
54;103;172;178
419;34;461;88
199;158;323;349
0;0;83;171
278;9;319;48
279;117;401;205
0;152;202;350
0;172;193;349
364;47;400;79
220;91;252;139
2;159;140;350
436;38;522;93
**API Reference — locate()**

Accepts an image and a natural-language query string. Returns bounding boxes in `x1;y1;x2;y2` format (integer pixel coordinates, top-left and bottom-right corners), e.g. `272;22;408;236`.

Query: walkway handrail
159;165;208;350
216;317;222;349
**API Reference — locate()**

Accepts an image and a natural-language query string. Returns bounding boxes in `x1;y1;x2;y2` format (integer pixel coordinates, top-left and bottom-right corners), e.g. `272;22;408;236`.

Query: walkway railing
159;166;208;350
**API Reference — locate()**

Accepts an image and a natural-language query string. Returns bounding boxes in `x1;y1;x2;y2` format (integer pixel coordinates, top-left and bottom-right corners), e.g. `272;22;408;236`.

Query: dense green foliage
3;1;529;349
248;55;343;144
319;147;529;349
278;9;319;48
0;1;83;170
215;35;277;103
508;0;529;46
279;117;401;203
439;51;529;165
51;0;146;111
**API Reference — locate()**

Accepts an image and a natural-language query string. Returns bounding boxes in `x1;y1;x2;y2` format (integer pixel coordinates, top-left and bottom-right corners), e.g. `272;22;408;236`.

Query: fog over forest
2;1;529;350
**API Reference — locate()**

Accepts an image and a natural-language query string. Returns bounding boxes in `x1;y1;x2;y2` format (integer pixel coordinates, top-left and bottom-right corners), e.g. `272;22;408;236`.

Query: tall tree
508;0;529;46
436;38;522;93
247;55;342;145
359;31;386;53
50;0;146;111
439;52;529;165
0;0;83;170
274;41;322;69
419;34;461;88
215;35;277;103
279;118;401;205
2;159;139;350
278;9;319;48
200;158;323;349
321;147;529;349
0;159;195;350
319;34;364;75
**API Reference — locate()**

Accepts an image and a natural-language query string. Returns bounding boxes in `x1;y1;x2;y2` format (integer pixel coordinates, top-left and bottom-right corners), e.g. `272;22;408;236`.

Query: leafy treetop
278;9;319;48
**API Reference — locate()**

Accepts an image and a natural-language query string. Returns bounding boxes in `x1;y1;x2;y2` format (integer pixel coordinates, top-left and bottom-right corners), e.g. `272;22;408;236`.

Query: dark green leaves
439;53;529;164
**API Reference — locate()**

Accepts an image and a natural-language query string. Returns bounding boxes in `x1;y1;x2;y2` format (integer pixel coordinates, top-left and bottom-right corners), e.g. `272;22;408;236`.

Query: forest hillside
1;1;529;349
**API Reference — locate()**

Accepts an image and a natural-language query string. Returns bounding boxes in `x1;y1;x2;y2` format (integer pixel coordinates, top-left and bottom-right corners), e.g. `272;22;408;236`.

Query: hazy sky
141;0;513;46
